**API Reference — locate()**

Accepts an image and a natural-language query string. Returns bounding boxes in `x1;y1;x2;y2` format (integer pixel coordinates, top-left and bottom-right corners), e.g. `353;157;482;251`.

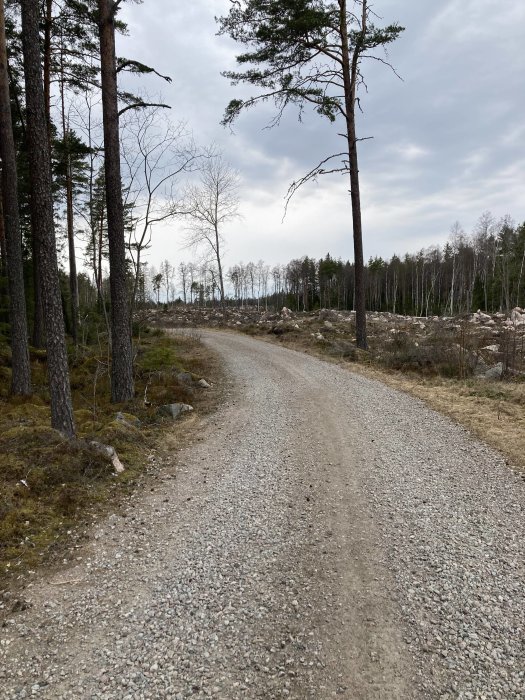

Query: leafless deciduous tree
120;107;198;316
159;259;175;305
181;154;239;309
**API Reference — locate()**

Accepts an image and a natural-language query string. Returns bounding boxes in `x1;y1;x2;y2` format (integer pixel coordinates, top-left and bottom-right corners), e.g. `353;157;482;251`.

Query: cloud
389;143;431;162
115;0;525;274
423;1;525;47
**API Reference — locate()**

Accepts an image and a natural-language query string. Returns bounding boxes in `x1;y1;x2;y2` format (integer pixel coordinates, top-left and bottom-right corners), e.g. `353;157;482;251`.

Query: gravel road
1;331;523;700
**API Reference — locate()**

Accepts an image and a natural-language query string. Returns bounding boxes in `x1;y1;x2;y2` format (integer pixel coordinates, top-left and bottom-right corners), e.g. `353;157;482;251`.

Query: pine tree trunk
66;163;79;342
31;0;52;349
0;198;6;270
31;230;45;347
340;0;367;349
98;0;134;402
20;0;75;437
0;0;31;395
43;0;52;142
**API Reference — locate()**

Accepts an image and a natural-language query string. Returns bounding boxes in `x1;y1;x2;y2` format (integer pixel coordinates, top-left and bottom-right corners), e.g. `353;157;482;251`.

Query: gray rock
87;440;125;473
197;379;211;388
176;371;193;385
115;412;141;428
318;308;338;321
157;403;194;419
484;362;504;380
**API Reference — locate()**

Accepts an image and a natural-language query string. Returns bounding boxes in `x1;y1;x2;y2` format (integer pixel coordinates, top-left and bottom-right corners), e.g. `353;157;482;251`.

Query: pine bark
31;0;53;349
66;163;79;341
20;0;75;436
43;0;52;142
0;199;6;269
339;0;367;350
0;0;31;395
97;0;134;402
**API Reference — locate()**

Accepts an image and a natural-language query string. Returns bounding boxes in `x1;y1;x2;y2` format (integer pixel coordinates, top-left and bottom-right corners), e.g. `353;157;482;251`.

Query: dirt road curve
1;332;523;699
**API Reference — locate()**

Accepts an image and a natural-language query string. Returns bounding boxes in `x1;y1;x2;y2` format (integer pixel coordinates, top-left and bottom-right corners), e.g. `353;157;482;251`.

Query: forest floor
0;328;224;593
151;304;525;475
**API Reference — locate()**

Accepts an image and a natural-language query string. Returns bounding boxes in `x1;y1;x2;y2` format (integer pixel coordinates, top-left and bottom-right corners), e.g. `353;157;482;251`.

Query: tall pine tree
219;0;404;349
21;0;75;436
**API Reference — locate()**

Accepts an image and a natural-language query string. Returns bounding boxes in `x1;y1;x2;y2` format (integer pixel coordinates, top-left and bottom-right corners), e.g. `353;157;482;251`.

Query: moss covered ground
0;329;219;588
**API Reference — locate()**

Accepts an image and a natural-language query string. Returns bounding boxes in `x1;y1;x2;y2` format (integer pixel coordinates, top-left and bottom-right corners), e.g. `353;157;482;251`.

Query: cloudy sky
118;0;525;271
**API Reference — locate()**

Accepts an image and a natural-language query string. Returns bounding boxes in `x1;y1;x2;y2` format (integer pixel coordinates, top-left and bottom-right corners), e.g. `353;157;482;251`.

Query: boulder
176;371;193;384
115;411;141;428
318;308;338;321
197;379;211;388
510;307;525;324
87;441;125;473
473;309;492;323
158;403;194;419
483;362;503;380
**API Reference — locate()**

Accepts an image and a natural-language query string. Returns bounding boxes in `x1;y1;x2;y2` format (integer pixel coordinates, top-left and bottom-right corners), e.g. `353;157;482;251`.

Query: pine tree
219;0;404;348
97;0;134;402
0;0;31;394
20;0;75;436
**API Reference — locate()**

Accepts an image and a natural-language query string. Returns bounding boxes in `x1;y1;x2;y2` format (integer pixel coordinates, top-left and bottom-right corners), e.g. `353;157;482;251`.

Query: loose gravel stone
0;332;523;699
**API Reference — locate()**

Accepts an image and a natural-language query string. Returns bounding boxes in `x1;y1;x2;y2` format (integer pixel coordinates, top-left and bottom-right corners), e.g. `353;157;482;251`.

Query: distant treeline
220;214;525;316
5;212;522;326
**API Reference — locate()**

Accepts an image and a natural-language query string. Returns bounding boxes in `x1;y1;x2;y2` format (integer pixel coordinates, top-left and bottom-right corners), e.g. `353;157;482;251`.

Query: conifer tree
20;0;75;436
0;0;31;395
219;0;404;348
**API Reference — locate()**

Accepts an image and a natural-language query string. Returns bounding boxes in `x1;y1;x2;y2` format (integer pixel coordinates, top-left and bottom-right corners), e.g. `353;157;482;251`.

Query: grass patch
0;330;219;589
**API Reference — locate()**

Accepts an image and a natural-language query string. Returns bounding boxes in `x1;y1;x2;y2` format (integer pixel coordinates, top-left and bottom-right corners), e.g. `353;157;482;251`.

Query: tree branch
284;151;349;218
118;101;171;117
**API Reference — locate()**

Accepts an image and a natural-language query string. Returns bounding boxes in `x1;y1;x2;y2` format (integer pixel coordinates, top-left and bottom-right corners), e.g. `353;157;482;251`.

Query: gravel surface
1;331;523;699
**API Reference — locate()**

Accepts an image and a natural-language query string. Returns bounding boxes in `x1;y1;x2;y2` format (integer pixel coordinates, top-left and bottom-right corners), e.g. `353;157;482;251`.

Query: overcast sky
117;0;525;272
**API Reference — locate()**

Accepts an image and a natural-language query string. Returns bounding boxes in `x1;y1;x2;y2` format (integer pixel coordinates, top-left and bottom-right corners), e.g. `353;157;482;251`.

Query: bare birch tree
120;107;198;317
181;154;239;309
